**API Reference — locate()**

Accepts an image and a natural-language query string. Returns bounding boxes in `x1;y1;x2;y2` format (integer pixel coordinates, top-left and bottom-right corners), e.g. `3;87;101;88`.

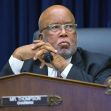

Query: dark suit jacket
1;48;111;84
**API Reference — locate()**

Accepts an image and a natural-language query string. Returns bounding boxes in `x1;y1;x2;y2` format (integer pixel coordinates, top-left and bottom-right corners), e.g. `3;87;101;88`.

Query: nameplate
0;95;62;107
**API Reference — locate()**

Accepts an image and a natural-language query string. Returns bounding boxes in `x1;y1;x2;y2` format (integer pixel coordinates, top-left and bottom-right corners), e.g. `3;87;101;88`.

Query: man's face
41;8;77;59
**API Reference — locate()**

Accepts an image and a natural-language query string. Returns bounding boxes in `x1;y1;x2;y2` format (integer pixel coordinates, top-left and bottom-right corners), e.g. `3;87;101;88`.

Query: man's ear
38;33;44;40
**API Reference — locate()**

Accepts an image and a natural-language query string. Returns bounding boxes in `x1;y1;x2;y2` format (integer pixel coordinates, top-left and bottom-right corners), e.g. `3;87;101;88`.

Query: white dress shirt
9;56;73;79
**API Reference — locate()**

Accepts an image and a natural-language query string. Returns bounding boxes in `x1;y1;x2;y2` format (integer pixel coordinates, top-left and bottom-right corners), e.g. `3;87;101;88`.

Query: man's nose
60;26;67;35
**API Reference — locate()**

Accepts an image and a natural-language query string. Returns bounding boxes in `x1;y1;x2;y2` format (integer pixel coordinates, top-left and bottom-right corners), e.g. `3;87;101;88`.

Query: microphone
43;52;53;63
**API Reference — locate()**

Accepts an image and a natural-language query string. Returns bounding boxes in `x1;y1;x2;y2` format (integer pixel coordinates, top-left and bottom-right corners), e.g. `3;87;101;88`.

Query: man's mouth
58;41;70;48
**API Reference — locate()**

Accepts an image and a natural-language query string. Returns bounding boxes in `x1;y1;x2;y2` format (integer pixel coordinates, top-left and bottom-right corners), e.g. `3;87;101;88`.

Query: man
1;5;111;84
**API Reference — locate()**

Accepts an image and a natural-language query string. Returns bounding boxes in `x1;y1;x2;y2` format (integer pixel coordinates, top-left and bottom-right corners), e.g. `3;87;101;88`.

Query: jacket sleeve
0;62;14;76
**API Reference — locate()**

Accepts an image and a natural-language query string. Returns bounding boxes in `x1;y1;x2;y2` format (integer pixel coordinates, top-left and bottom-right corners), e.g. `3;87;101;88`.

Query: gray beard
43;38;77;59
57;48;77;59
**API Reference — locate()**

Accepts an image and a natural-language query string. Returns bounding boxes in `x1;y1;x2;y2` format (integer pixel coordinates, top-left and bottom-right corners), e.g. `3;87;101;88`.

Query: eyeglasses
40;23;77;33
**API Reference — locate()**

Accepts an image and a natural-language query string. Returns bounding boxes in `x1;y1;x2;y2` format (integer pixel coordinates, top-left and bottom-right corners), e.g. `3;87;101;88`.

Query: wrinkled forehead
39;7;75;30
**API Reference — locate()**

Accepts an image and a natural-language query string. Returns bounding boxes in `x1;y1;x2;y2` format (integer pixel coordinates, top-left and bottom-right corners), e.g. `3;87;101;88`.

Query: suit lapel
71;49;84;68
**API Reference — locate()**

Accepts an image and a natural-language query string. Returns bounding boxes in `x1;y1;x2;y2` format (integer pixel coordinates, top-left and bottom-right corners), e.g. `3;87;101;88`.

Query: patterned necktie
57;71;62;78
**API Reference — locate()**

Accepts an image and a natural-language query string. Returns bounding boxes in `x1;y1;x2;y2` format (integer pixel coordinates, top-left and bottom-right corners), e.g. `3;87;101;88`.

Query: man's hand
32;40;69;72
13;40;69;72
12;40;56;60
51;53;69;72
13;44;36;61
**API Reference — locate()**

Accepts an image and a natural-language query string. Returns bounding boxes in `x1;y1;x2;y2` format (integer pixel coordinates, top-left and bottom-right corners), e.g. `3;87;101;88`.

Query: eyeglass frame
40;23;77;33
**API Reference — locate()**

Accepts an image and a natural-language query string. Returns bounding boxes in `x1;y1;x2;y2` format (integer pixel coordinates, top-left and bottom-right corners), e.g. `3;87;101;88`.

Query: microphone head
43;52;53;63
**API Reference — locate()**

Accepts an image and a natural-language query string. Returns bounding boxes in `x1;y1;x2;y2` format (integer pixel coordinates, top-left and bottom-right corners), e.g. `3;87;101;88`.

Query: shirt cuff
9;55;24;75
61;63;73;79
